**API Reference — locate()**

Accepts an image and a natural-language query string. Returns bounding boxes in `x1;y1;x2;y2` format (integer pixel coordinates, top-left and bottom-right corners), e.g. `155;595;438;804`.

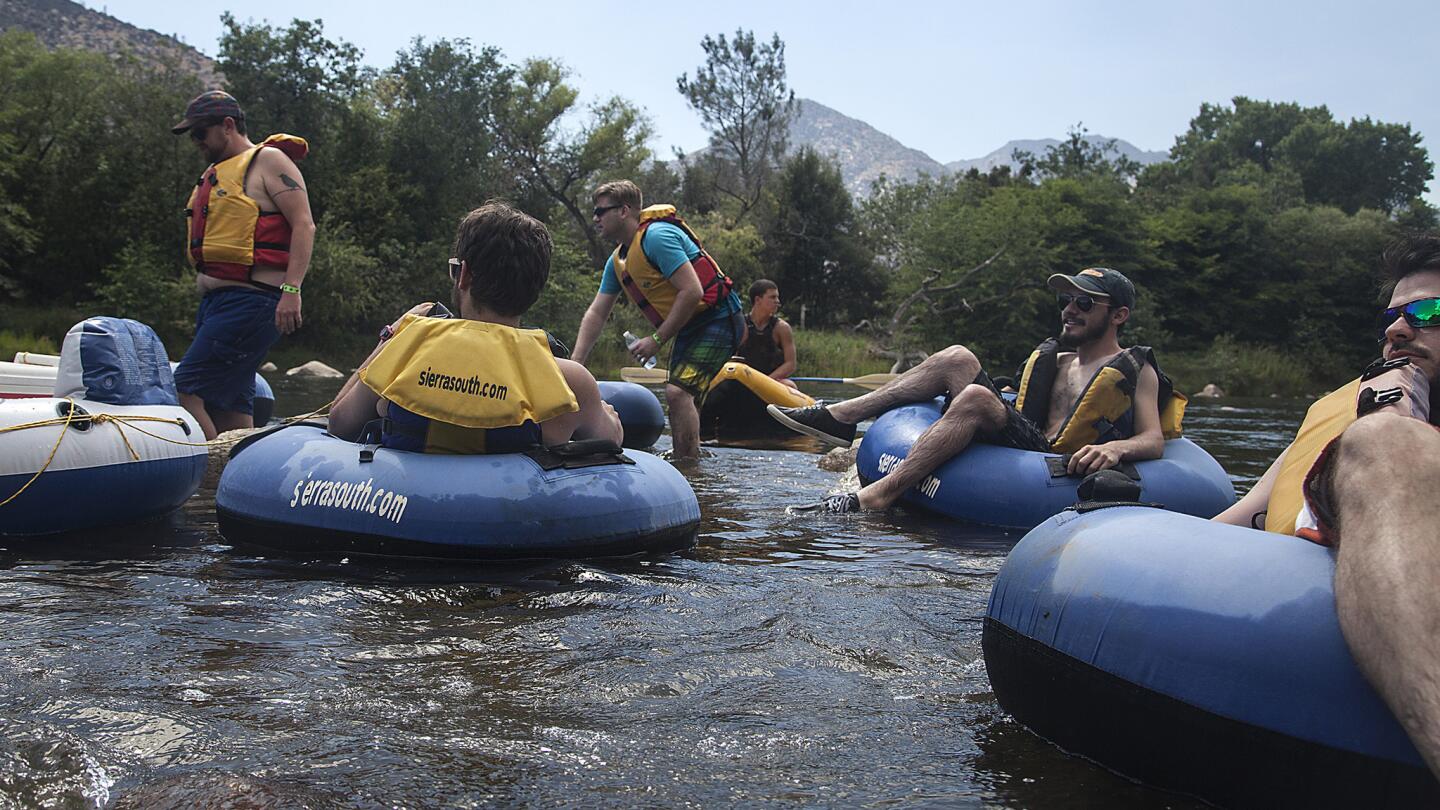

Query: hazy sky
100;0;1436;187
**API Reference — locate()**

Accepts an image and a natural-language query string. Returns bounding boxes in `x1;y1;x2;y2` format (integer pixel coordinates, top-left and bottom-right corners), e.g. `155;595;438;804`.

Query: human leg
179;392;218;440
856;383;1008;510
770;345;984;447
666;384;701;457
1328;413;1440;776
667;311;741;458
827;345;982;425
173;288;280;441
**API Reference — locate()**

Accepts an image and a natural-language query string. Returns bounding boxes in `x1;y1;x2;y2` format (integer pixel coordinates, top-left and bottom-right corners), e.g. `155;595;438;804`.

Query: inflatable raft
597;380;665;449
0;319;206;536
216;423;699;561
855;400;1234;529
700;359;813;439
1;352;274;426
984;506;1440;807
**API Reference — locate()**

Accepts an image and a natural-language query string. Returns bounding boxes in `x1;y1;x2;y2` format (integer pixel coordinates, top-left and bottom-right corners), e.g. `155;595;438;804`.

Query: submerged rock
206;427;263;485
286;360;343;378
818;441;859;473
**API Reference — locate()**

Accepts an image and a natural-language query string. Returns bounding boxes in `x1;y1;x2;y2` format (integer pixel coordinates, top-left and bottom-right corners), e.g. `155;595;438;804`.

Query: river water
0;379;1306;809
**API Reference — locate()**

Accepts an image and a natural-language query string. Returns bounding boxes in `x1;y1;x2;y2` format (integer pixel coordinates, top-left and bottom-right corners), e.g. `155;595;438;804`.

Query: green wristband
280;283;302;295
651;331;665;345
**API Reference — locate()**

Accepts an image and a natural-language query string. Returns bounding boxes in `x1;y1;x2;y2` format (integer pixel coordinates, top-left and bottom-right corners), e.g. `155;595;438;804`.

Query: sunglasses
1380;296;1440;331
1057;293;1110;313
592;204;623;218
447;258;461;280
189;125;210;142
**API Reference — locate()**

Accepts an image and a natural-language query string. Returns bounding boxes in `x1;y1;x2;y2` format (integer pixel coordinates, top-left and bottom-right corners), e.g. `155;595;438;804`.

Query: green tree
217;15;370;219
676;29;795;224
1166;97;1432;213
494;58;654;267
0;31;200;303
763;147;880;327
1013;125;1141;183
371;37;511;246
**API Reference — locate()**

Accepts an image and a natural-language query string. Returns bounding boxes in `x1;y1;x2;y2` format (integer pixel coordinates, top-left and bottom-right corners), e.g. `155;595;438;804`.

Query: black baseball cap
171;90;244;134
1047;267;1136;310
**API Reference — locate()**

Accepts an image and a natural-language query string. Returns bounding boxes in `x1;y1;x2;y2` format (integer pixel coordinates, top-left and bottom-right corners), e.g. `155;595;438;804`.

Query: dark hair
453;201;552;317
749;278;778;303
1381;232;1440;293
196;115;247;136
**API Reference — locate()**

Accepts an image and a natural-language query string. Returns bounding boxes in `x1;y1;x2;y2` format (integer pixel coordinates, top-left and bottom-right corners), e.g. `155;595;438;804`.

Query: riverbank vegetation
0;23;1432;396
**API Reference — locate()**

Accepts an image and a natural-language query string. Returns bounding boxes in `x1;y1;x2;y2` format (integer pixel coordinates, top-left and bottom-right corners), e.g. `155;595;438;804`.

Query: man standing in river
570;180;744;458
1214;233;1440;777
171;91;315;439
770;268;1174;512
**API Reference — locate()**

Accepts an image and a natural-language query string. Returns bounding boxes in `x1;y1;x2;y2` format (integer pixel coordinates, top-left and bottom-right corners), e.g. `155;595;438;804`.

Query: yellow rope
0;399;334;507
0;398;78;508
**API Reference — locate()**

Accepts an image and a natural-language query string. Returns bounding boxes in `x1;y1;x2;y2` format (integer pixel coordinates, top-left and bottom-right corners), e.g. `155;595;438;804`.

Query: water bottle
622;330;657;369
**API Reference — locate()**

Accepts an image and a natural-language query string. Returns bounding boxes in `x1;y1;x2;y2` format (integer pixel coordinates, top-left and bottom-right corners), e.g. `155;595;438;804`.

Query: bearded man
770;268;1173;513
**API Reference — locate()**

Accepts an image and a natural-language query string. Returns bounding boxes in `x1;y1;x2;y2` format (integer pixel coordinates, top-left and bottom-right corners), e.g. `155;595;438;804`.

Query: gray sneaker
767;404;857;447
788;493;862;514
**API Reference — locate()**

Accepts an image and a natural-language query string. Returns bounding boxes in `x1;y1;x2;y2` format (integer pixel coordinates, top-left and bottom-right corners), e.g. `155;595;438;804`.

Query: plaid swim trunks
668;308;744;398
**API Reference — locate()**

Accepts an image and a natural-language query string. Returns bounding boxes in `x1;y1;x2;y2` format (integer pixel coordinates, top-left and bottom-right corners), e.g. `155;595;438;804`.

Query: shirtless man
171;91;316;439
770;268;1169;513
739;279;799;389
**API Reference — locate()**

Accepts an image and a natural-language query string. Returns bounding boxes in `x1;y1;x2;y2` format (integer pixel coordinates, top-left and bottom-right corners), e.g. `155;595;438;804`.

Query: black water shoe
767;404;856;447
789;492;862;514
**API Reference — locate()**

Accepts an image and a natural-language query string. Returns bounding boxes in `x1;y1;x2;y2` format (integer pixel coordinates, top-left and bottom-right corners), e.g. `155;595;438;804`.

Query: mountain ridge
0;0;223;87
791;98;1171;195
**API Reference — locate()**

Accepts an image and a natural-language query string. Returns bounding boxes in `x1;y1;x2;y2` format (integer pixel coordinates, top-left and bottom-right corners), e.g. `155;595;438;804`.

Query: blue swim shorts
173;287;281;415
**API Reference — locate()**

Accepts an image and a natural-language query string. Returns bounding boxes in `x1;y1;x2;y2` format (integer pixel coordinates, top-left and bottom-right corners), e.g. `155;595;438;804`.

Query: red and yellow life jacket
1014;338;1185;454
611;205;734;329
185;134;309;282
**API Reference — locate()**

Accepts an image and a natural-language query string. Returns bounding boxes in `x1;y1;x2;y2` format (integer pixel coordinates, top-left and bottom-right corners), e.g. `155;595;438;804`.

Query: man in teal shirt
572;180;743;458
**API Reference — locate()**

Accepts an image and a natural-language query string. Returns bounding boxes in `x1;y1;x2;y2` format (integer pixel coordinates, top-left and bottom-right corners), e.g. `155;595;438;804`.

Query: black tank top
739;314;785;375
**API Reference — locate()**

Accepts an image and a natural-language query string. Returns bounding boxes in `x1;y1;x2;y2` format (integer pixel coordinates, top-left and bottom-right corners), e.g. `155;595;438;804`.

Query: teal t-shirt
598;221;700;295
599;220;740;330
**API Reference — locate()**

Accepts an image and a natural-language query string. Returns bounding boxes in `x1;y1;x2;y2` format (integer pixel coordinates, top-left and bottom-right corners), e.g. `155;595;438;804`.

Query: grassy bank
582;325;891;381
1163;336;1354;398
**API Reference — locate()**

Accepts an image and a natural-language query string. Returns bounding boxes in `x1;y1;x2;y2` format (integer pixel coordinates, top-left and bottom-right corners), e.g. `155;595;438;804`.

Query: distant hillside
945;137;1170;175
0;0;223;86
790;98;948;194
790;97;1170;196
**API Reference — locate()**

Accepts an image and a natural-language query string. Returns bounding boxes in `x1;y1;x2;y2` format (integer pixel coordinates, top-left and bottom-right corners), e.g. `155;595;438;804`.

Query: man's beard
1057;316;1108;349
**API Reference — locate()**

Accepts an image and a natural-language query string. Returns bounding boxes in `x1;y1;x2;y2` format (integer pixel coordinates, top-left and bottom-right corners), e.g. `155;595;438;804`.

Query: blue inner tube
251;372;274;426
855;401;1235;529
215;424;698;561
597;380;665;449
984;506;1439;806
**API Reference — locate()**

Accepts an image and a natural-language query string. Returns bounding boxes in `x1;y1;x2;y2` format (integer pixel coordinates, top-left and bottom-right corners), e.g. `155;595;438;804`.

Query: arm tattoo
272;173;305;196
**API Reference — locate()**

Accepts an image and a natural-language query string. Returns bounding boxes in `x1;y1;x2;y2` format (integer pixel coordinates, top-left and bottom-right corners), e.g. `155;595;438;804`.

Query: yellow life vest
358;316;578;454
1014;339;1185;454
185;134;310;281
611;205;732;328
1265;379;1360;536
